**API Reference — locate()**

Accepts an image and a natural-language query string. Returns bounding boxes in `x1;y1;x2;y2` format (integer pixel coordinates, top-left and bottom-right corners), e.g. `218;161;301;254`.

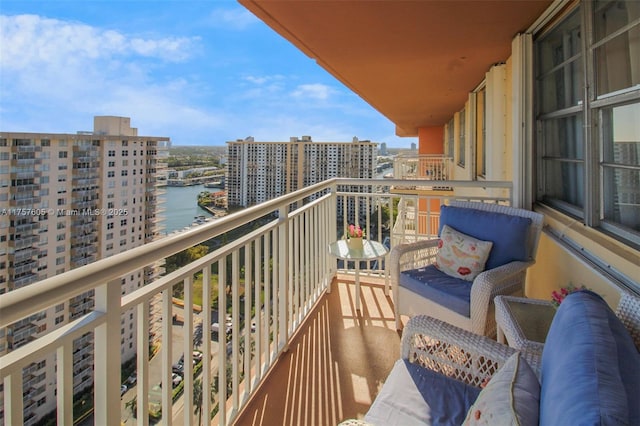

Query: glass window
593;0;640;96
447;119;454;159
536;8;585;216
458;109;466;167
535;2;640;246
601;102;640;233
536;10;583;115
476;88;486;177
539;113;585;211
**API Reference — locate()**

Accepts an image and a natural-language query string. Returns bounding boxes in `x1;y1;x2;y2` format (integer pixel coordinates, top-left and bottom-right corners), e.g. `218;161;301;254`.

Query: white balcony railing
0;178;512;425
393;154;454;181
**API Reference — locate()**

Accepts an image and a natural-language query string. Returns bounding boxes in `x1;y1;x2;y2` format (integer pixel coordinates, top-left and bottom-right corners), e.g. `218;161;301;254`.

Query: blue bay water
159;184;219;234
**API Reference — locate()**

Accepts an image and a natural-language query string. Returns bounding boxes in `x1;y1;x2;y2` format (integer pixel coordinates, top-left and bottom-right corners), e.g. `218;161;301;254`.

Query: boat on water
204;181;222;188
190;215;207;225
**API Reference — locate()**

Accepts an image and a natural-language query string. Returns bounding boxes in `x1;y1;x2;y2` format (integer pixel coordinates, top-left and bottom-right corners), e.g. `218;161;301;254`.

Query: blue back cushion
439;205;532;270
540;290;640;425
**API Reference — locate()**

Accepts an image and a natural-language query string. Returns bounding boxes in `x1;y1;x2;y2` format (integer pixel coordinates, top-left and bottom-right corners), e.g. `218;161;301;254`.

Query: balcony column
278;206;289;351
94;278;121;425
183;275;194;425
326;183;338;292
4;372;23;425
137;301;150;426
57;342;73;425
418;127;444;155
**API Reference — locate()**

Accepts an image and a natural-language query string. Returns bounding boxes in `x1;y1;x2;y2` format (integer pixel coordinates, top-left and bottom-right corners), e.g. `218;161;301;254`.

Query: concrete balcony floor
234;274;401;426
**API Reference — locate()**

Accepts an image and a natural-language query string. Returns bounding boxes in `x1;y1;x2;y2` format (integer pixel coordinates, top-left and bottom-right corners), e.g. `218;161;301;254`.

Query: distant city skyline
0;1;418;149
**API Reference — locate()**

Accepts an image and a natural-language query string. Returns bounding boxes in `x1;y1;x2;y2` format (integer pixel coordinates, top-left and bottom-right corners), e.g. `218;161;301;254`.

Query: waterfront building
0;116;169;424
226;136;377;220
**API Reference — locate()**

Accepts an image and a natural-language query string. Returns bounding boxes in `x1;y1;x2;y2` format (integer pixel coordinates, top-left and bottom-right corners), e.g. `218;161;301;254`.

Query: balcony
10;221;39;234
393;154;453;180
11;273;40;290
71;234;98;245
10;247;39;264
8;235;39;251
8;196;42;208
10;145;41;153
10;158;42;166
0;178;515;425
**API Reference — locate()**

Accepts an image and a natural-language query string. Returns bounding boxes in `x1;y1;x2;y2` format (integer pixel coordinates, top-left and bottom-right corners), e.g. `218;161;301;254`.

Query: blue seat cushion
365;359;481;426
400;265;472;317
439;205;532;270
540;290;640;425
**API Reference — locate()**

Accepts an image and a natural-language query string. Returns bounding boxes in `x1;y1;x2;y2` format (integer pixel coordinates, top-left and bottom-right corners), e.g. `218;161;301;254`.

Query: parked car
192;351;203;363
127;373;137;386
171;373;183;388
120;384;128;396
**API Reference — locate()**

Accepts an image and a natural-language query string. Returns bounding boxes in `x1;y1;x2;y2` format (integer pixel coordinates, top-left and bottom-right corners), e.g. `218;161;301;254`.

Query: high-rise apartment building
0;117;169;425
226;136;378;212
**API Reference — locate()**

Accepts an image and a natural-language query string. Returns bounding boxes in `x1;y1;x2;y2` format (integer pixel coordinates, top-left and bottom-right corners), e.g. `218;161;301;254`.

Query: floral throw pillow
435;225;493;281
462;352;540;426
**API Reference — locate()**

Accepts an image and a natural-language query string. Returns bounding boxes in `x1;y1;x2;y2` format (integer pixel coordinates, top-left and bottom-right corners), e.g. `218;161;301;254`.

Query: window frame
534;0;640;248
457;108;466;168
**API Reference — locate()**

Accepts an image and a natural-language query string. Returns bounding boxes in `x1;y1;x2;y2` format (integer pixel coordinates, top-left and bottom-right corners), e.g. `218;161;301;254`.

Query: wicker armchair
400;315;541;382
339;315;542;426
391;201;544;335
615;289;640;350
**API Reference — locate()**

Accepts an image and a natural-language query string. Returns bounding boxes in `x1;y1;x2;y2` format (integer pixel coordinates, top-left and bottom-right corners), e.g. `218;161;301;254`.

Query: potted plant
345;224;365;249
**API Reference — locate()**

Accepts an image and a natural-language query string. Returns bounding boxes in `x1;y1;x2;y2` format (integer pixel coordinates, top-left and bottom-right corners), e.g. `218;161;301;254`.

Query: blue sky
0;1;416;148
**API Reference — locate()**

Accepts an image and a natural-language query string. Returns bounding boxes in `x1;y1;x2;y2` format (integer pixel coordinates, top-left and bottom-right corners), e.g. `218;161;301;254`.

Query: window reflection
602;102;640;231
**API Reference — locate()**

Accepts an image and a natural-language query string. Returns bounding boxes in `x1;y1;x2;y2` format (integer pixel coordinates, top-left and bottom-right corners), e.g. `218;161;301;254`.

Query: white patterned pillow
463;352;540;426
435;225;493;281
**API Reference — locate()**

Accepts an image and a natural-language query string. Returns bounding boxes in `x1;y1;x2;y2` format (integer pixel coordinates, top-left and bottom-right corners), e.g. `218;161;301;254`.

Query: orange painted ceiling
239;0;552;137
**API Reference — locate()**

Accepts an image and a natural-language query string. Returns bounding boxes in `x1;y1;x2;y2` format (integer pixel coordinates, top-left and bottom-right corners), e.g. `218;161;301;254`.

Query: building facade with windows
0;117;169;424
226;136;378;211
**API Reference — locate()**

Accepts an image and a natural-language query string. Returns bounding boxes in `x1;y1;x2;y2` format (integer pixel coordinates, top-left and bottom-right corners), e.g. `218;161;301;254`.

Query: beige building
226;136;378;217
0;117;168;425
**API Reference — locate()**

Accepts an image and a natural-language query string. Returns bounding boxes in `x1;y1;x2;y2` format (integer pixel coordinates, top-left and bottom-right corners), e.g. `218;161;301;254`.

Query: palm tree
125;395;137;419
193;322;203;347
194;377;218;425
194;379;204;425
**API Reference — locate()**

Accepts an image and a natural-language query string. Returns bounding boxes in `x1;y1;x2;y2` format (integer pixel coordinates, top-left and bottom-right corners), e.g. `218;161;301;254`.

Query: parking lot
119;307;220;425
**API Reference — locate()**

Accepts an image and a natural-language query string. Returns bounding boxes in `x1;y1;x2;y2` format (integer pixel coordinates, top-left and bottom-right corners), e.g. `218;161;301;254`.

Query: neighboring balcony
392;154;454;189
0;177;514;425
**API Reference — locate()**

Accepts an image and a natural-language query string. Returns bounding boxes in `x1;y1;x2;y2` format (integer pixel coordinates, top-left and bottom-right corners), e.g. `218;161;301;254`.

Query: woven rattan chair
391;201;544;336
338;315;542;426
615;289;640;350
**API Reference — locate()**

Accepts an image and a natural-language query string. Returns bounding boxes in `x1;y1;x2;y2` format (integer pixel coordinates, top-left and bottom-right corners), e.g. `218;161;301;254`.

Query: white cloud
244;75;268;85
0;14;198;70
291;84;333;101
243;74;286;85
207;8;259;30
0;13;224;142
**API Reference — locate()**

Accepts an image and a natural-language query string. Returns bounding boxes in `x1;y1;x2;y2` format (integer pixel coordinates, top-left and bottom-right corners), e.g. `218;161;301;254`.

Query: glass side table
328;239;388;311
494;295;556;354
